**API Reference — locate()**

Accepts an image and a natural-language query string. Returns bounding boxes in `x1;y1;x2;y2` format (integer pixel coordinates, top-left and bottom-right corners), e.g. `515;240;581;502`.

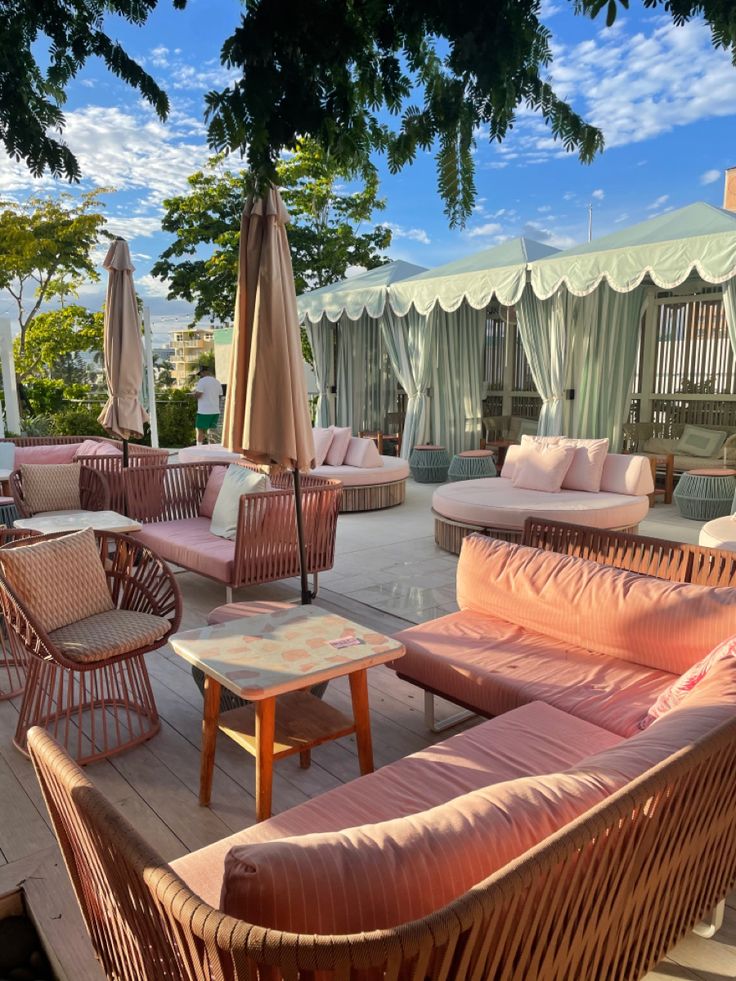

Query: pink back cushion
639;635;736;729
500;443;522;478
73;438;105;459
456;535;736;675
14;443;79;465
599;453;653;496
325;427;352;466
512;442;575;492
312;427;334;468
221;769;608;933
559;437;609;492
343;437;383;468
198;465;227;518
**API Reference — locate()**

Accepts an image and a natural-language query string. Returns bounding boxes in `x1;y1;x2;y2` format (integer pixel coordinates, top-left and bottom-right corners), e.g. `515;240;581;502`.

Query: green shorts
195;413;219;430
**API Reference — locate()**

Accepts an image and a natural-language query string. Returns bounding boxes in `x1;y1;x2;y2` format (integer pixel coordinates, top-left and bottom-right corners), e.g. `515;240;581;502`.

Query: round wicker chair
0;530;181;763
10;464;110;518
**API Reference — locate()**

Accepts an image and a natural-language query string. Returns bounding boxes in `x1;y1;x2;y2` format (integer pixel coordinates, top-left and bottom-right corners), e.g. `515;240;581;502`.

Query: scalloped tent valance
388;237;559;316
297;260;426;323
529;202;736;299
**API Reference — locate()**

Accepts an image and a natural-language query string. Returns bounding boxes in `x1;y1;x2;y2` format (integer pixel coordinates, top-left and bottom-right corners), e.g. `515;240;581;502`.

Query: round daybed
432;451;653;554
176;444;409;513
699;515;736;551
312;457;410;512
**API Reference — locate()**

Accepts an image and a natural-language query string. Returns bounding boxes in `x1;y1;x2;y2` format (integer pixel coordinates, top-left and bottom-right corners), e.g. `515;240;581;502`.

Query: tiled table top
15;509;142;534
170;605;405;699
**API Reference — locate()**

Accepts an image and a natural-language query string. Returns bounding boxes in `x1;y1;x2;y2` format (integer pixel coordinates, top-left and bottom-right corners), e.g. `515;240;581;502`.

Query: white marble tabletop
15;509;142;534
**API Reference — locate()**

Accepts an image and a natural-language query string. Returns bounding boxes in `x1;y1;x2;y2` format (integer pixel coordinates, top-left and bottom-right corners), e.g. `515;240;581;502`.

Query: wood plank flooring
1;570;734;979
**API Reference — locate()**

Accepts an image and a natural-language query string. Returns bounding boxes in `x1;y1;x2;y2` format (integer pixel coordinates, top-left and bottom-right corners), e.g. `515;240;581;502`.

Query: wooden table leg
255;697;276;822
349;669;374;775
199;676;221;806
299;750;311;769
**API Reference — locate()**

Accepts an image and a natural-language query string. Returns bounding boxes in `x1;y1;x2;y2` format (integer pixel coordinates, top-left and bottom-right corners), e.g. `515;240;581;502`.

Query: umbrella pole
122;438;129;468
292;468;312;605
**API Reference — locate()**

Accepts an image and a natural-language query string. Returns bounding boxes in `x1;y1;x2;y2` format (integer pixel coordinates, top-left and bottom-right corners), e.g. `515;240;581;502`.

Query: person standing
194;365;223;445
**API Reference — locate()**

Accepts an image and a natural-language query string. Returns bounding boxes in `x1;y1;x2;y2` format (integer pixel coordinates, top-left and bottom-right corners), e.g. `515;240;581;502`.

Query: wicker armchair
75;445;170;514
0;530;181;763
0;527;41;699
10;464;110;518
124;462;342;595
28;716;736;980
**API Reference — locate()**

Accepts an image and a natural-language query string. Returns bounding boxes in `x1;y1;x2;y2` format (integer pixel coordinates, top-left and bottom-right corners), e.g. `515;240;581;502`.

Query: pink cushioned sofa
26;522;736;980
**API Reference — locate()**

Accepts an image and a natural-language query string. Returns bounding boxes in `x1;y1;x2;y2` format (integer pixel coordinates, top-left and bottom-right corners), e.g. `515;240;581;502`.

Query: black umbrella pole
292;468;312;605
122;438;129;468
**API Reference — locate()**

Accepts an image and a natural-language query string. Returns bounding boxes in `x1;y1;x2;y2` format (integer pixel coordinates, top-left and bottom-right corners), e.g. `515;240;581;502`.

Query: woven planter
448;451;497;481
409;445;450;483
674;469;736;521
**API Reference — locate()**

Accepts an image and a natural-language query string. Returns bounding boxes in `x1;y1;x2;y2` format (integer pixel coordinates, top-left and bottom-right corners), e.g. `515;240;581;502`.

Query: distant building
171;328;214;388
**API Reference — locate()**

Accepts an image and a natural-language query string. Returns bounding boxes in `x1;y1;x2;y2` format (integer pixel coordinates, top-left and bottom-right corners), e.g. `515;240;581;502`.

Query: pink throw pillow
512;443;575;492
343;437;383;469
312;427;334;468
325;427;352;466
92;442;123;457
73;438;105;459
500;443;523;479
198;465;228;518
639;635;736;730
558;437;609;493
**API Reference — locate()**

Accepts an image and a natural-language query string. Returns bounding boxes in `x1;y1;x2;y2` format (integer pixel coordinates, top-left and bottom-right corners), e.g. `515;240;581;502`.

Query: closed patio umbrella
222;186;316;604
98;237;148;464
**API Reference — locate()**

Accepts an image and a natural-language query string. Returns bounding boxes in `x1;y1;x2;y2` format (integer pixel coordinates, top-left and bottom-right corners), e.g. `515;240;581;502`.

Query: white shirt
196;375;223;414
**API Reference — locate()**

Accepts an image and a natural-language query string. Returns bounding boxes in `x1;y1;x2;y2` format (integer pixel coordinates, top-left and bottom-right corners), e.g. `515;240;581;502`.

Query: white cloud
381;223;431;245
614;213;630;223
466;222;502;238
105;216;163;239
592;189;605;201
647;194;669;211
700;168;721;185
137;274;172;298
150;45;170;68
538;205;552;213
522;223;577;250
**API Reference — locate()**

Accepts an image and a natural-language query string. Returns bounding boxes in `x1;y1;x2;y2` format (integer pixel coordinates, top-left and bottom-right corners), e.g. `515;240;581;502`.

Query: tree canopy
0;190;108;352
0;0;184;181
152;140;391;324
14;304;104;383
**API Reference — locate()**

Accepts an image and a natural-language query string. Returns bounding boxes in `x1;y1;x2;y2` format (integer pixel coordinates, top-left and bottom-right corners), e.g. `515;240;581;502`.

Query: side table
170;606;404;821
448;450;497;481
647;453;675;506
673;468;736;521
409;445;450;483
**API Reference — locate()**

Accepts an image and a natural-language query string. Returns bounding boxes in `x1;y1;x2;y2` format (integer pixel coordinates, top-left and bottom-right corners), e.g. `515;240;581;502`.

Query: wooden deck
1;570;735;980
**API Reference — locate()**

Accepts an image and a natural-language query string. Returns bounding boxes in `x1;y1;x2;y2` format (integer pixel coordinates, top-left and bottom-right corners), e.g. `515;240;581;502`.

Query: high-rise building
171;327;214;388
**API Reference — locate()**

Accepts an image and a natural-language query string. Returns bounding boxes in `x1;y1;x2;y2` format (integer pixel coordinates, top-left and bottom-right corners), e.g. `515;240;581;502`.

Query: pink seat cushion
171;700;621;909
395;608;673;736
219;769;609;933
198;465;227;518
432;477;649;532
14;443;79;465
456;536;736;676
134;517;234;583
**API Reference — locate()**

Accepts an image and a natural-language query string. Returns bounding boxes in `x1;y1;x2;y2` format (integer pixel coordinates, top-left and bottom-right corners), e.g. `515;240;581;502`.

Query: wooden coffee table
170;606;405;821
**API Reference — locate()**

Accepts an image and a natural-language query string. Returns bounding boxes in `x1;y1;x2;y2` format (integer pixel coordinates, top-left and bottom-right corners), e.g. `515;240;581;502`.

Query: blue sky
1;0;735;342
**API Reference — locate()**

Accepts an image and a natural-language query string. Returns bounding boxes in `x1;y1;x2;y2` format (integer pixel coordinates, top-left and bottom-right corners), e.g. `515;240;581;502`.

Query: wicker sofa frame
0;527;41;699
10;464;111;518
623;421;736;469
124;462;342;596
28;711;736;980
0;530;181;763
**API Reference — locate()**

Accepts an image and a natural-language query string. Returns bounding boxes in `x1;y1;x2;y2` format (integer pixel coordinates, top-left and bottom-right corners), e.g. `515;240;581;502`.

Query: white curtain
573;283;646;451
304;315;334;427
515;287;572;436
428;302;486;456
380;307;435;457
336;312;394;432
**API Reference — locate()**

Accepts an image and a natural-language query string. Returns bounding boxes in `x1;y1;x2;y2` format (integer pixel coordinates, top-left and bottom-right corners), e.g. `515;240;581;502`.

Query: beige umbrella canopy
97;238;149;450
222;186;316;602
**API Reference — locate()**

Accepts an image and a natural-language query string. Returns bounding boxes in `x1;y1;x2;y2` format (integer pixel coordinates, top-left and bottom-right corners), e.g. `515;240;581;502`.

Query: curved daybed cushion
311;457;409;487
432;477;649;532
699;516;736;551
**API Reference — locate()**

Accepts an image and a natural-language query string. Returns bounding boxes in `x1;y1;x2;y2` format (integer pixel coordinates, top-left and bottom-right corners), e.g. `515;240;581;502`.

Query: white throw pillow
343;437;383;469
312;427;334;467
512;443;576;493
558;437;609;493
210;464;270;540
678;425;727;459
325;427;352;466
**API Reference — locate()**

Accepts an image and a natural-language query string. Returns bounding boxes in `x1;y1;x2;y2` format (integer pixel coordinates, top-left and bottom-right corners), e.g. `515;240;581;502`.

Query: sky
1;0;736;344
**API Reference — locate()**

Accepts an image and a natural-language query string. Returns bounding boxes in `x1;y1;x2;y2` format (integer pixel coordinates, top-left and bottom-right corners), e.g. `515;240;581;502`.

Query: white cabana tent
525;202;736;449
298;261;426;430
